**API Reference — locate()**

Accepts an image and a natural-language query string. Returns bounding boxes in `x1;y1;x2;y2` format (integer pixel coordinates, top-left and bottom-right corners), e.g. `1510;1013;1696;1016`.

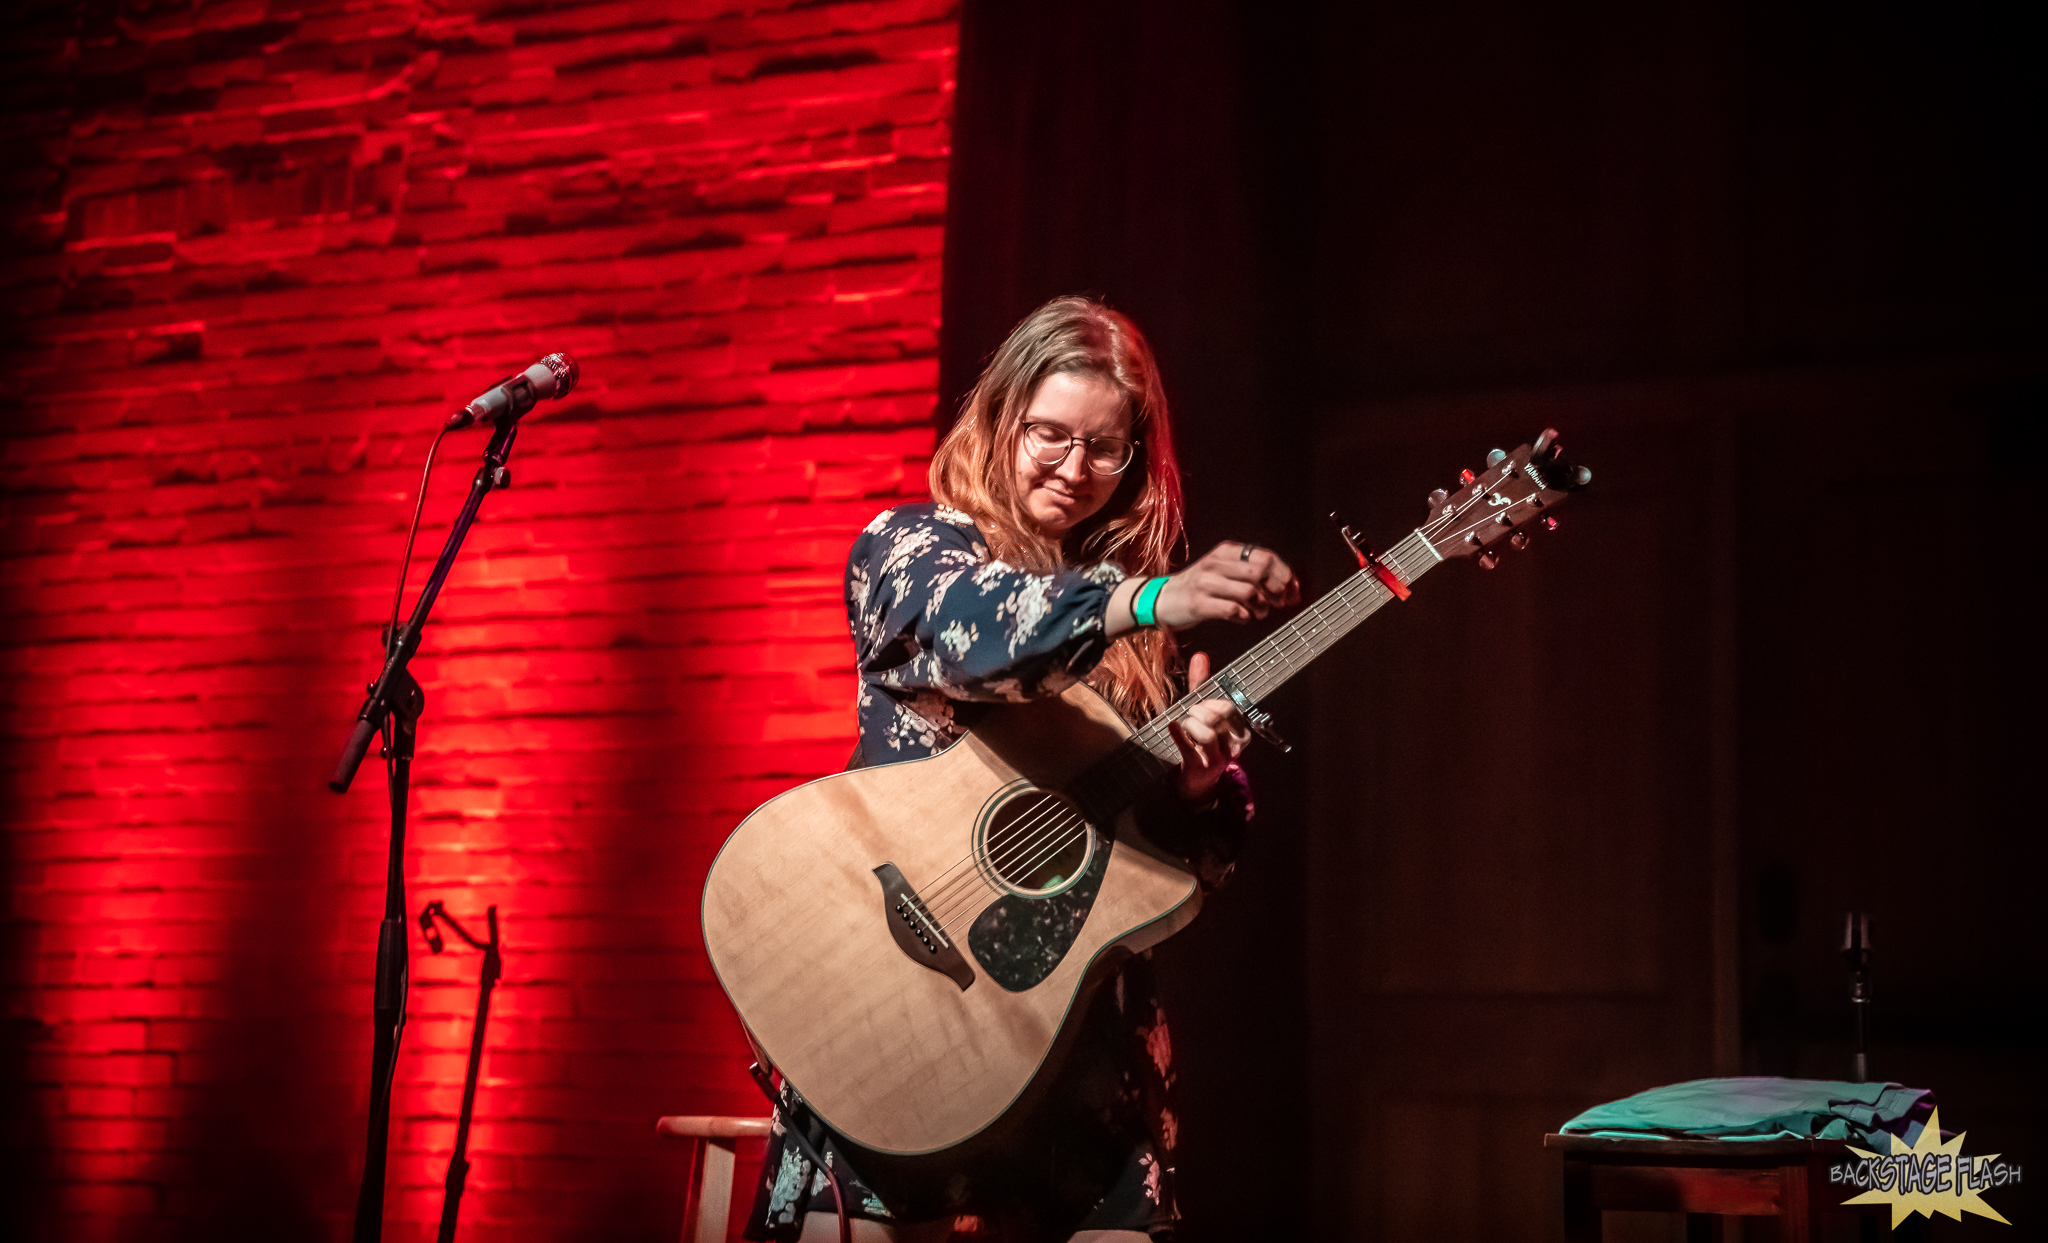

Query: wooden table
1545;1133;1895;1242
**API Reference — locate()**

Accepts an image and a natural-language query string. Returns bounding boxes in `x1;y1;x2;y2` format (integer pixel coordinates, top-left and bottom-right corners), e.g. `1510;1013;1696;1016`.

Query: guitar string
910;732;1146;913
934;806;1095;934
921;604;1347;924
914;774;1072;898
1085;494;1482;766
920;653;1297;922
920;686;1219;925
938;555;1398;919
919;667;1263;920
1136;528;1430;720
1121;528;1429;746
928;545;1427;930
915;489;1510;932
928;525;1452;924
918;789;1083;920
906;794;1043;904
1214;488;1490;696
922;486;1503;932
933;563;1416;933
915;574;1385;919
918;753;1170;924
915;735;1165;919
1057;526;1452;833
896;673;1240;912
1230;541;1425;700
931;540;1452;934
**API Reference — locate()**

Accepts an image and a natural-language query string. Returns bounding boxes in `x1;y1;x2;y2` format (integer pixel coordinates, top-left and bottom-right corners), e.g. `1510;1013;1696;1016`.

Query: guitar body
701;681;1203;1156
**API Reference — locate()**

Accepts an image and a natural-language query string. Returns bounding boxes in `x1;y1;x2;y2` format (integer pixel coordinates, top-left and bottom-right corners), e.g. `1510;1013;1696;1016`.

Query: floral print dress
741;502;1252;1242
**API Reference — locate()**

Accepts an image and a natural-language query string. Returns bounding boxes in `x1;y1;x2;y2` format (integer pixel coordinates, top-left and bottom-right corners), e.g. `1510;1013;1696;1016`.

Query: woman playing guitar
742;296;1300;1243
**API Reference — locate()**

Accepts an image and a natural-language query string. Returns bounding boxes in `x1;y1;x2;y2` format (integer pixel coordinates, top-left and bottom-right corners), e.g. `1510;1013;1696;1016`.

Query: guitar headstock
1418;429;1591;568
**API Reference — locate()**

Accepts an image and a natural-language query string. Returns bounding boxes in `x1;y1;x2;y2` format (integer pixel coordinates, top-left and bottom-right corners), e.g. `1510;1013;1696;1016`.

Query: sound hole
980;789;1092;895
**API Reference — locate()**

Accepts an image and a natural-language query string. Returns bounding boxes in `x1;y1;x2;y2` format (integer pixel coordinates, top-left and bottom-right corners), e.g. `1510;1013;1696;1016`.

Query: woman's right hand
1110;542;1300;634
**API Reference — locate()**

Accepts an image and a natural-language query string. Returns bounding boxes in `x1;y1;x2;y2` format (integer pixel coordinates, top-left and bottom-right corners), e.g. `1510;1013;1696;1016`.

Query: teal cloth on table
1560;1078;1934;1152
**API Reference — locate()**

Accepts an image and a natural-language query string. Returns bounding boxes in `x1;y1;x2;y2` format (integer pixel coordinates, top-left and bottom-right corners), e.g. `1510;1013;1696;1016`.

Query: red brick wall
2;2;955;1238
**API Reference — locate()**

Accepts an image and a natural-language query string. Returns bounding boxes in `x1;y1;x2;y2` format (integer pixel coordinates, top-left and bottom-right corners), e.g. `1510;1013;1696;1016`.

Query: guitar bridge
873;863;974;991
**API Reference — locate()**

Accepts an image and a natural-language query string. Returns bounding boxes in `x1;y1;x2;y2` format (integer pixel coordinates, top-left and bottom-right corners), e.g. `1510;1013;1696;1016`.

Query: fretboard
1069;529;1443;817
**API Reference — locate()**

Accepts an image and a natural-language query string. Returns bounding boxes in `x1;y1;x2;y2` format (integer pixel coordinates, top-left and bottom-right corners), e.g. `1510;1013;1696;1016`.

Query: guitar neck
1073;529;1443;814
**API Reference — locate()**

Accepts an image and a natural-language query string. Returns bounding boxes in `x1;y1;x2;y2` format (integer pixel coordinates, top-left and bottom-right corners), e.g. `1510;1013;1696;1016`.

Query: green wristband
1132;576;1170;628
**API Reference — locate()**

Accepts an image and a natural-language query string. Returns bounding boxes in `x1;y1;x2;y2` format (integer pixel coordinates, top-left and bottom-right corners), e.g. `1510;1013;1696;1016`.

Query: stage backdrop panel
1;2;956;1239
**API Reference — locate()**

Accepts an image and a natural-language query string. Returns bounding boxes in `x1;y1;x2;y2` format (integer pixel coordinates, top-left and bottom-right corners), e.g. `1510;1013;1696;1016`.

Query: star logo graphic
1840;1108;2013;1227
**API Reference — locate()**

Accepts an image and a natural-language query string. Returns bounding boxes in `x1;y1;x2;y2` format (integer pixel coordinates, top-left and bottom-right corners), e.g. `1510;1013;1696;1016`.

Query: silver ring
1239;543;1257;561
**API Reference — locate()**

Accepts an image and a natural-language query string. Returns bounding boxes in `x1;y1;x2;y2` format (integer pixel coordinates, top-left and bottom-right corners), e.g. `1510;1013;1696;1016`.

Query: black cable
388;425;450;648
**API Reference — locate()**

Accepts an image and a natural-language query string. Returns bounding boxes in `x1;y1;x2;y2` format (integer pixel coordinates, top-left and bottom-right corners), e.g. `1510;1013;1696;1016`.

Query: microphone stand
330;416;523;1243
419;901;502;1243
1842;911;1872;1082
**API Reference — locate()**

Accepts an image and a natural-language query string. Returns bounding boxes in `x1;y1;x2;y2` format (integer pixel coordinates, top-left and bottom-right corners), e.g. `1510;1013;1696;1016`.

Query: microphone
445;353;579;430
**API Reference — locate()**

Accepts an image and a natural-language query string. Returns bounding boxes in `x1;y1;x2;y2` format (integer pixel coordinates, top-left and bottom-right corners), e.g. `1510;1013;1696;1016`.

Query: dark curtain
939;2;2041;1239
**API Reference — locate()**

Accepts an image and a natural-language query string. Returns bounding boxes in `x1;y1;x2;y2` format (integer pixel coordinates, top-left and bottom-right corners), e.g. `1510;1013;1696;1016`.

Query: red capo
1337;521;1410;600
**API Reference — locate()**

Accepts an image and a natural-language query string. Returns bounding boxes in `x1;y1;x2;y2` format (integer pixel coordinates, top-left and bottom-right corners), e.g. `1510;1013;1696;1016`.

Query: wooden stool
1545;1133;1891;1242
659;1115;774;1243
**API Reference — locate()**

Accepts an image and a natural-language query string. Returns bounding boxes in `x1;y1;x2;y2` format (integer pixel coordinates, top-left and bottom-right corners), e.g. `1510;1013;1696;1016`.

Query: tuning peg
1533;428;1556;454
1477;550;1500;570
1510;532;1529;550
1427;488;1448;509
1484;448;1506;468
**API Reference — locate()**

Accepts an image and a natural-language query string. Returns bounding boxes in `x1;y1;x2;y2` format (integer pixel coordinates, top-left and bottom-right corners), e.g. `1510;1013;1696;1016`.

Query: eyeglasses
1021;422;1139;475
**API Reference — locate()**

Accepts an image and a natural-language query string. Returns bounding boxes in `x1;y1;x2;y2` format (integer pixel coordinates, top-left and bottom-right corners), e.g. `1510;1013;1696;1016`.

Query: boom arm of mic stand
329;419;520;793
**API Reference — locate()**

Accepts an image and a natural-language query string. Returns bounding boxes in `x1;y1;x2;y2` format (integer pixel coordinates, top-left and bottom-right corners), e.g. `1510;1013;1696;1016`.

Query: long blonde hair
930;296;1185;722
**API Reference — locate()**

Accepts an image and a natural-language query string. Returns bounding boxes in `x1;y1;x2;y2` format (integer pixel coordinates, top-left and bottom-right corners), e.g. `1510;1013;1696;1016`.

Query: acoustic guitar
702;431;1590;1157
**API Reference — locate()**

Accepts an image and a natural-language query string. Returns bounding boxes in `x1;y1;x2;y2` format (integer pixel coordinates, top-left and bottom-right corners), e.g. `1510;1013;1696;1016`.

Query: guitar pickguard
965;830;1111;992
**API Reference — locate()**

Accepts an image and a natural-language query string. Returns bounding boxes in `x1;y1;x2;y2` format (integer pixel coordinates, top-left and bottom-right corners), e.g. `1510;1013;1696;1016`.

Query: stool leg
1563;1158;1602;1243
1778;1163;1810;1243
694;1135;738;1243
680;1137;707;1243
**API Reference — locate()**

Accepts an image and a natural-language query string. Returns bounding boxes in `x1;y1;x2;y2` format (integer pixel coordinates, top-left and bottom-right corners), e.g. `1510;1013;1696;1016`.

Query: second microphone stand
1842;911;1872;1082
419;901;502;1243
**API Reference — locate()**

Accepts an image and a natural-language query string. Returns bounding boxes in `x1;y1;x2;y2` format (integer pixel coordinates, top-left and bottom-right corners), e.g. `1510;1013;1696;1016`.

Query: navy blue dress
741;503;1252;1241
